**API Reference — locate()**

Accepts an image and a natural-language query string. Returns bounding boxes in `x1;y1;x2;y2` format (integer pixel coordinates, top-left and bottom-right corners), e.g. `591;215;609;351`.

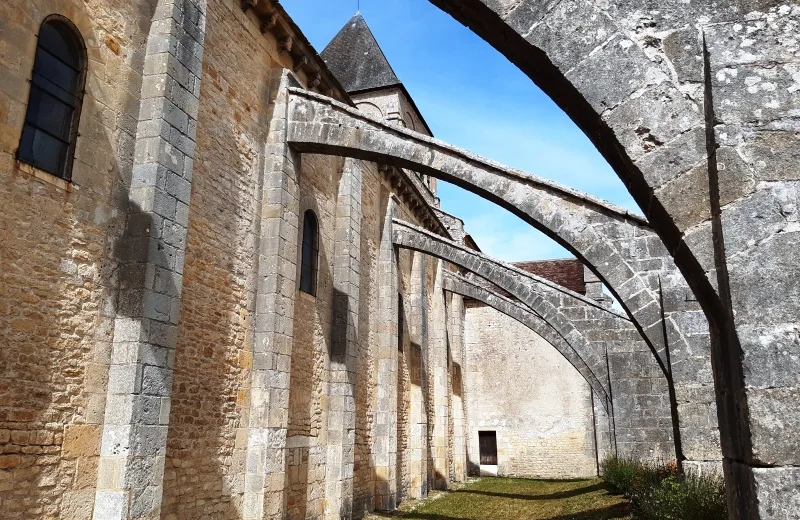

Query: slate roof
321;13;403;94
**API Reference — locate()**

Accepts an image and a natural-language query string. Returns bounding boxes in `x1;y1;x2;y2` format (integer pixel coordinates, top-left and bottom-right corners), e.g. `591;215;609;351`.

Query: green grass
367;477;633;520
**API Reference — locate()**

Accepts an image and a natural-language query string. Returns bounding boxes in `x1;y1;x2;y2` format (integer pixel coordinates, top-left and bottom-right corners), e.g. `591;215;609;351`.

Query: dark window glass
398;294;404;351
479;431;498;465
299;210;319;296
18;17;86;180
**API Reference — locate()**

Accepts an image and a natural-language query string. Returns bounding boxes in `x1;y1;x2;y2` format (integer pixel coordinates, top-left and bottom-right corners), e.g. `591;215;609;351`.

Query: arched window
18;16;87;181
299;210;319;296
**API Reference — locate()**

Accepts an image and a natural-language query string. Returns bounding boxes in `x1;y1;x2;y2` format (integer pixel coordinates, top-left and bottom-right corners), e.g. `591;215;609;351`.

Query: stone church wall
463;303;598;479
0;0;719;516
0;0;155;516
158;0;274;515
352;159;382;515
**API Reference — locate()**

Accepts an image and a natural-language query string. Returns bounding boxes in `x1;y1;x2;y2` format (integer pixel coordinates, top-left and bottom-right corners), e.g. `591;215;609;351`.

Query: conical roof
321;13;402;93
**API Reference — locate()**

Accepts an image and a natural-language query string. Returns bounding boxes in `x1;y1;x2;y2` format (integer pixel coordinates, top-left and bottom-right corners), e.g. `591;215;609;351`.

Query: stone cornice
241;0;351;104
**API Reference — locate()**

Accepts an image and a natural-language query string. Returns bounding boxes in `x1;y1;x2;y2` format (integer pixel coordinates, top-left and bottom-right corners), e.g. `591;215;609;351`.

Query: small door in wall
478;431;498;466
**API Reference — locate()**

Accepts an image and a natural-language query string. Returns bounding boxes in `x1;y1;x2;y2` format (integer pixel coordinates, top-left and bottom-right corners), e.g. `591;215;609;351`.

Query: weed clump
601;455;727;520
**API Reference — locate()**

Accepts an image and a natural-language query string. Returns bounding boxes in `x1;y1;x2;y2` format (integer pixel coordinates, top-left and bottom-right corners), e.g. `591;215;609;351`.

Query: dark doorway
478;431;497;465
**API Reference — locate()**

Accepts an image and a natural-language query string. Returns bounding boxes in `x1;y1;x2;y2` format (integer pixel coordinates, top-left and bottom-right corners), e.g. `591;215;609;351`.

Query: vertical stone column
428;261;450;490
372;196;399;511
324;158;362;519
407;252;428;499
93;1;205;518
242;71;301;520
592;390;612;475
447;292;467;483
703;15;800;517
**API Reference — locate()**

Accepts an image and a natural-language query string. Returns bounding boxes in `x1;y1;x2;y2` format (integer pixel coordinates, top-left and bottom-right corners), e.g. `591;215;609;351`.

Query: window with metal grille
299;210;319;296
479;431;498;465
18;16;86;180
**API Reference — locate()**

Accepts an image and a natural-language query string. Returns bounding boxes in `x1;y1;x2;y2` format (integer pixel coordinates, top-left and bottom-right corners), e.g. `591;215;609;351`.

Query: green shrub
635;474;727;520
679;473;728;520
600;455;641;495
634;475;686;520
601;455;727;520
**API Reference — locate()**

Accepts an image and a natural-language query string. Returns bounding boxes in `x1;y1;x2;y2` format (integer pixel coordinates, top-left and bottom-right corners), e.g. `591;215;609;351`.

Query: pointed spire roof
321;13;403;93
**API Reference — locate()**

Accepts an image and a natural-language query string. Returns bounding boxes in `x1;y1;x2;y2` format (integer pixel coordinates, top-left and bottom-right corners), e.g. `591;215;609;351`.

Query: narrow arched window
299;210;319;296
18;16;87;181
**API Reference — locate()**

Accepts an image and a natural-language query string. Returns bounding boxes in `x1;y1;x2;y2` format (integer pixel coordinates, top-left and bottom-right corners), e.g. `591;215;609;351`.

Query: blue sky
281;0;638;262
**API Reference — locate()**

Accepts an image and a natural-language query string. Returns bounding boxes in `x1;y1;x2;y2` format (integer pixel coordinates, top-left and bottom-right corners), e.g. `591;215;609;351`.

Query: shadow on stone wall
351;188;389;516
158;34;285;518
286;227;333;520
396;295;409;503
0;0;161;515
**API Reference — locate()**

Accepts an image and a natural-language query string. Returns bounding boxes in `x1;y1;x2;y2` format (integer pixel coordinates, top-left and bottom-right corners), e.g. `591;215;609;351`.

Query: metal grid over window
18;16;86;180
299;210;319;296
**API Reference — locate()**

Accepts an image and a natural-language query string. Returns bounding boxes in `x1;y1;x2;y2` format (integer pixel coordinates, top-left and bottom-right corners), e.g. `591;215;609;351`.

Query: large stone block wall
352;160;383;516
285;152;344;520
400;249;429;502
157;0;274;515
354;162;443;515
0;0;154;517
396;248;415;504
285;89;718;472
554;292;676;462
446;293;468;483
463;303;598;479
427;260;450;490
426;1;798;515
0;0;723;517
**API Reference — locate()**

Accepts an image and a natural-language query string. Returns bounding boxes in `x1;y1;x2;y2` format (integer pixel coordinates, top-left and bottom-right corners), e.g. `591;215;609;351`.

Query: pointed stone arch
394;220;675;458
286;88;719;465
425;1;800;513
443;271;611;411
286;88;698;370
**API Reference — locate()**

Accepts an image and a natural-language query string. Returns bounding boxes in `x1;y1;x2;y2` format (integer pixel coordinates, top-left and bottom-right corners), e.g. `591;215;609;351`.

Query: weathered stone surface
463;302;600;478
424;0;799;515
396;221;675;460
285;88;707;377
3;0;797;517
444;272;611;407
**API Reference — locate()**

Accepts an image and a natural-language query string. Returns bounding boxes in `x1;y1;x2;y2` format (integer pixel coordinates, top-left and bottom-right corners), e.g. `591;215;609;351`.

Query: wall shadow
159;5;285;517
452;481;607;501
0;0;158;517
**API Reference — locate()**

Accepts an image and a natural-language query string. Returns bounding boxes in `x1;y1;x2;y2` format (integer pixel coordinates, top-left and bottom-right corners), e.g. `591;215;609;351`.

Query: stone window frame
17;14;87;182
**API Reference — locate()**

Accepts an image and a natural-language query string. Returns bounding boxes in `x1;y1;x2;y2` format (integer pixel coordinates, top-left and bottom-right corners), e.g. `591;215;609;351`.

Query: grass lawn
367;477;633;520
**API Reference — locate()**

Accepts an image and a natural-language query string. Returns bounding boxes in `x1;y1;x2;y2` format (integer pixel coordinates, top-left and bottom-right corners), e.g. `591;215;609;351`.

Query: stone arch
425;2;800;514
393;221;634;410
390;220;621;378
443;271;611;411
423;0;714;300
287;87;719;468
391;217;688;461
444;271;674;459
395;219;676;459
355;101;383;120
287;88;692;373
